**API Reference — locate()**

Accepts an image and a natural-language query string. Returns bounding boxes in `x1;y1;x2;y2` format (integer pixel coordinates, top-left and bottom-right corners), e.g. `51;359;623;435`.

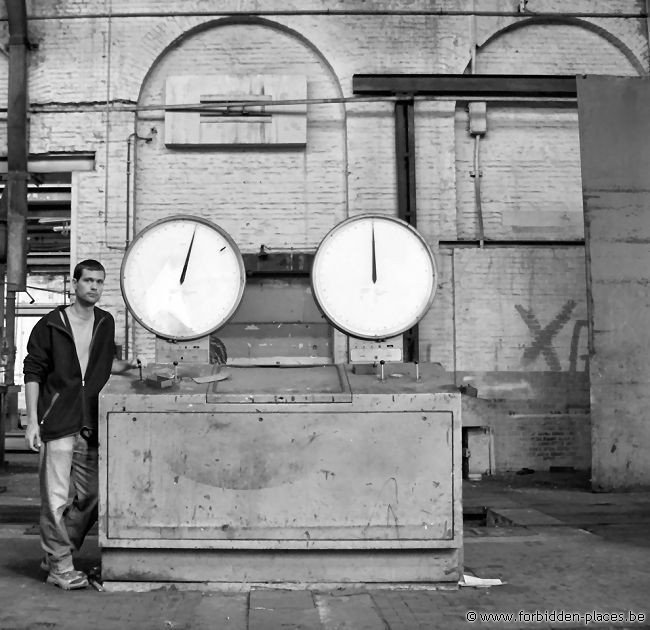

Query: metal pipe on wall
123;132;135;358
4;9;646;20
124;129;154;360
468;6;486;248
472;132;485;248
103;0;113;246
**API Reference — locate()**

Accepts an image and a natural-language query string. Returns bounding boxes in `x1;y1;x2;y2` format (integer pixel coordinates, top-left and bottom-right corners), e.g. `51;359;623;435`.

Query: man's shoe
46;569;89;590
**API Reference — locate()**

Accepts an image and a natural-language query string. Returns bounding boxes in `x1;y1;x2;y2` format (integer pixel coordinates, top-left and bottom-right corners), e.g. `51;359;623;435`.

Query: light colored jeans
39;433;98;573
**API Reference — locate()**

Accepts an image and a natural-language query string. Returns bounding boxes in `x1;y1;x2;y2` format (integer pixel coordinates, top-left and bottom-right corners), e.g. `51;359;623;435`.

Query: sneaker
46;569;89;590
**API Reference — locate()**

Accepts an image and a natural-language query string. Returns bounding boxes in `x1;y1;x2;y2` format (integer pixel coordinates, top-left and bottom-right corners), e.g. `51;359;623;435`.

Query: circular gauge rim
310;214;438;340
120;214;246;341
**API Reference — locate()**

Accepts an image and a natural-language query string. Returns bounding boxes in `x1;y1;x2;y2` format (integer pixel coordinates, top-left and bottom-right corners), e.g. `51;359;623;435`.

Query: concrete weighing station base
98;363;462;586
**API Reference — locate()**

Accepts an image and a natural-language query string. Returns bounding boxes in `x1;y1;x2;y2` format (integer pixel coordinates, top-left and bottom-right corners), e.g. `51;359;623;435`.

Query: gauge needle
371;223;377;284
179;226;197;285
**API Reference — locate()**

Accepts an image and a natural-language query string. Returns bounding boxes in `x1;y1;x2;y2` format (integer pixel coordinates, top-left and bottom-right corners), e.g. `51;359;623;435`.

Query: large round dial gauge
311;214;437;340
120;215;246;341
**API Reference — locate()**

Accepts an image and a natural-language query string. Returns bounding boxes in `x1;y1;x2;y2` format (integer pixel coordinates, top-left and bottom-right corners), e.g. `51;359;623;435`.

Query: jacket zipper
81;379;86;425
40;392;60;425
55;309;106;382
80;317;104;425
86;317;106;376
49;309;106;429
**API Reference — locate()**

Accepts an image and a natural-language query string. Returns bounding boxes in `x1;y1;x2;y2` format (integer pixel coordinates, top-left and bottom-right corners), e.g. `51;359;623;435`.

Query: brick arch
136;16;344;106
129;17;350;362
132;16;349;248
468;17;645;75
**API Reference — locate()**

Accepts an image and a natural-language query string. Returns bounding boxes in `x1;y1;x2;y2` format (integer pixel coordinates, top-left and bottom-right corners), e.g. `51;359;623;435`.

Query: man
23;259;133;590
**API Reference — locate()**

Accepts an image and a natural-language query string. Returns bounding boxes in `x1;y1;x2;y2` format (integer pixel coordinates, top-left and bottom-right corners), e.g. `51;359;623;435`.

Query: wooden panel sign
165;74;307;147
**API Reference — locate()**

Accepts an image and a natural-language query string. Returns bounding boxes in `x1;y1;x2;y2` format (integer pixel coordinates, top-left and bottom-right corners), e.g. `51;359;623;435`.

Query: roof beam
352;74;577;98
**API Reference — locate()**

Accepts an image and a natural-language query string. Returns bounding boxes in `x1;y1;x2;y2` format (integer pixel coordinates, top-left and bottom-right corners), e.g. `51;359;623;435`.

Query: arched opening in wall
456;17;642;244
132;18;347;365
450;18;643;473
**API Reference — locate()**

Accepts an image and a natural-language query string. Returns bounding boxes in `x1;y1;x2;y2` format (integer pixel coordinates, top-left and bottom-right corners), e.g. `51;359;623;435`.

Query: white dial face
121;216;245;340
311;215;437;340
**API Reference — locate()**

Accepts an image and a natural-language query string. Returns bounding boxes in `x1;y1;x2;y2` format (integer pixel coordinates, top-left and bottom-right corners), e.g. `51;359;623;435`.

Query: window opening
0;171;71;423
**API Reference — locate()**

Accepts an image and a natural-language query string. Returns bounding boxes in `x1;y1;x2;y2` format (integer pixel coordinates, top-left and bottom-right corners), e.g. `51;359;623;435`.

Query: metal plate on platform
206;364;352;403
349;341;402;363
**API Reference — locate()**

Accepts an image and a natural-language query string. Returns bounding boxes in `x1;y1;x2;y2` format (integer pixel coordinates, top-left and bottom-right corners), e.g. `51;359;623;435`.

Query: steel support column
1;0;29;464
4;0;29;291
395;98;419;362
353;74;579;366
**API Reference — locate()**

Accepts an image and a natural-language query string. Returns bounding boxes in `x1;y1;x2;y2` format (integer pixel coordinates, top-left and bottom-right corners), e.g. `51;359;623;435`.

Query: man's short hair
73;259;106;281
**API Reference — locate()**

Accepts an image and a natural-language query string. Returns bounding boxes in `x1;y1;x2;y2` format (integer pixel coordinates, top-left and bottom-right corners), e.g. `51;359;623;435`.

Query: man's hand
111;359;138;375
25;421;41;452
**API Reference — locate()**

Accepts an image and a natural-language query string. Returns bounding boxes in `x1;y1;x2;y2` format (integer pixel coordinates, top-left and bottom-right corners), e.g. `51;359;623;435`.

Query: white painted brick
415;101;458;243
455;107;584;240
453;247;588;372
346;102;397;216
419;248;455;368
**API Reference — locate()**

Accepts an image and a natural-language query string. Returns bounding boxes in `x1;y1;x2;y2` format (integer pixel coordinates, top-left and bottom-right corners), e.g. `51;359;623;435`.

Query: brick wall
495;413;592;473
433;245;591;471
452;247;588;372
455;107;585;240
463;396;591;472
135;21;348;250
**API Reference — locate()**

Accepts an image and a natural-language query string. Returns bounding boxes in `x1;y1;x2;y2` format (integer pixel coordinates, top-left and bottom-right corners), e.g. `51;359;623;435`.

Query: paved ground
1;452;650;629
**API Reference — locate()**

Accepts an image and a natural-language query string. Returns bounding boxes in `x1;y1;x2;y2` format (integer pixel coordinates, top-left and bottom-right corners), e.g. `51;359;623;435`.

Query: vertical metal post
2;0;30;462
395;98;417;227
395;98;419;362
0;267;5;465
5;0;28;292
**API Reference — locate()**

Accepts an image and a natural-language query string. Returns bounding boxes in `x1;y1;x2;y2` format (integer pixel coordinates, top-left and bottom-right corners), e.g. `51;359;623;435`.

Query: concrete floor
1;452;650;629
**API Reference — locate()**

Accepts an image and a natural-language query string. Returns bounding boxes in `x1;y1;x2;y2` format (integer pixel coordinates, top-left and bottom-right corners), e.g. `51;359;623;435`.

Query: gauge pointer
179;226;197;285
371;222;377;284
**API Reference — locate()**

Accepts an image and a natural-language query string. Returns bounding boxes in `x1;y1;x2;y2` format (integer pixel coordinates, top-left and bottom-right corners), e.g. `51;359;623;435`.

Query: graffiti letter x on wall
515;300;577;371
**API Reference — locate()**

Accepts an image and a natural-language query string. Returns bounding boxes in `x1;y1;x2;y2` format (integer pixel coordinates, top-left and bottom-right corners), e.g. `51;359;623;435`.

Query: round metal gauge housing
311;214;437;340
120;215;246;341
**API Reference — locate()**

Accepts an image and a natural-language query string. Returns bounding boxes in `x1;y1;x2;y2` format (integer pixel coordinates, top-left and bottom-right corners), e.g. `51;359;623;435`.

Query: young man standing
23;259;133;589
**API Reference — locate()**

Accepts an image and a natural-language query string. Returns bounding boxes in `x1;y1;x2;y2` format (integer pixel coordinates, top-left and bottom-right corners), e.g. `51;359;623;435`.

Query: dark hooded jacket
23;305;116;443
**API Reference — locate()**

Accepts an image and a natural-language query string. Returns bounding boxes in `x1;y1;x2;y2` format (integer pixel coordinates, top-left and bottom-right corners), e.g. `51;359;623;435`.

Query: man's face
73;269;105;306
